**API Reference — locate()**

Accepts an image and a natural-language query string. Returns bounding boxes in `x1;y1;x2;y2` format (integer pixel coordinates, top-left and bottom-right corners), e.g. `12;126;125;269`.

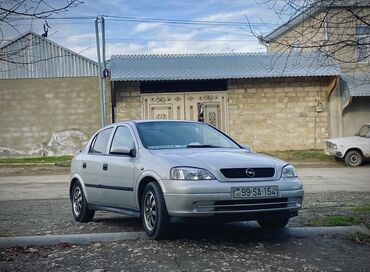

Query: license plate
232;186;279;199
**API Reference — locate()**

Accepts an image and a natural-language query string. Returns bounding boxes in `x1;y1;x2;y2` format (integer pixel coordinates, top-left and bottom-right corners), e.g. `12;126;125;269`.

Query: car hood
150;148;287;170
326;136;363;145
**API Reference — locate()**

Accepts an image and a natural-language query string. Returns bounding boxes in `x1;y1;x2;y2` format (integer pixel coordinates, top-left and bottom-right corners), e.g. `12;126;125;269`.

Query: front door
100;125;136;209
142;92;228;132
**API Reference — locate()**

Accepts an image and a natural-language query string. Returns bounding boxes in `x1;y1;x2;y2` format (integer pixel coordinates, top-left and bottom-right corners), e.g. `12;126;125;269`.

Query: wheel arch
136;171;166;211
344;147;365;158
69;174;88;202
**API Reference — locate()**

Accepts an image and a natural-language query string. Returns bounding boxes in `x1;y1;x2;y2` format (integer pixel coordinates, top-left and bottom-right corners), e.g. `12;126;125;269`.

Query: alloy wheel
144;191;157;231
73;186;83;217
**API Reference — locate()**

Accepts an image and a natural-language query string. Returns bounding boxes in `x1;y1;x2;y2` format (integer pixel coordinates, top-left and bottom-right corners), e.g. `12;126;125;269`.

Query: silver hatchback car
70;120;304;239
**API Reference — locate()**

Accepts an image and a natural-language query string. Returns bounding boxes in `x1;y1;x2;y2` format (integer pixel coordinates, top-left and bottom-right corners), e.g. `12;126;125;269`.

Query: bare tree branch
0;0;83;66
251;0;370;78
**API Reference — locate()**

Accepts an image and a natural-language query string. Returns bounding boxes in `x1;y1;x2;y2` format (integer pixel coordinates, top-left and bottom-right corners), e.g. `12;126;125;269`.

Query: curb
0;226;369;248
0;232;147;248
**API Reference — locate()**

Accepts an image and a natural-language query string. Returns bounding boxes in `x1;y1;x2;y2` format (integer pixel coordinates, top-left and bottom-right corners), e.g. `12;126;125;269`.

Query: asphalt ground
0;166;370;201
0;166;369;271
1;233;370;271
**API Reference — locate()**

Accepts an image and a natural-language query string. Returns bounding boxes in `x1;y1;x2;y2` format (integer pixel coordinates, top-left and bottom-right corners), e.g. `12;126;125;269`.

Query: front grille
220;167;275;179
213;198;289;211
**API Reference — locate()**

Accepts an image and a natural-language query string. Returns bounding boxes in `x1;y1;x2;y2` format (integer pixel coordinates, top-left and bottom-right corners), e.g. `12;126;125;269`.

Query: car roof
97;120;203;132
131;119;200;124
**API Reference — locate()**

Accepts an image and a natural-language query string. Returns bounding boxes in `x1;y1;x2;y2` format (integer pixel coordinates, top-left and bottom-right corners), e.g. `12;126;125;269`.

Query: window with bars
356;25;370;63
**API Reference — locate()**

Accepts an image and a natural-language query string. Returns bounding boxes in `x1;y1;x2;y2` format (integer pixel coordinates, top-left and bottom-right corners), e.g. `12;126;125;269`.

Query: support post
95;16;107;127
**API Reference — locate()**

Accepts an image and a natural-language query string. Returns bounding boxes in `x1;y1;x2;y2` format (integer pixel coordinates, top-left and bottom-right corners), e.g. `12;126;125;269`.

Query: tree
0;0;83;64
253;0;370;74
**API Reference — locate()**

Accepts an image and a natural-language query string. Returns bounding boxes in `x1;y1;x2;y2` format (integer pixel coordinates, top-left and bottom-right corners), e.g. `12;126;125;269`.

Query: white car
325;123;370;167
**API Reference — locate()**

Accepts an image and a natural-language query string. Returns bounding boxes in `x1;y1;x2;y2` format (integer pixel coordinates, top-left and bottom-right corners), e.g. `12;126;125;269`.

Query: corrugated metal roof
341;73;370;97
109;52;340;81
0;31;98;79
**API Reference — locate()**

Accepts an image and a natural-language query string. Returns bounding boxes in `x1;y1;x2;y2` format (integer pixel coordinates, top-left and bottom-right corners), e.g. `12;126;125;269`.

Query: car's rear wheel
141;182;171;239
72;183;95;222
257;216;289;229
344;150;362;167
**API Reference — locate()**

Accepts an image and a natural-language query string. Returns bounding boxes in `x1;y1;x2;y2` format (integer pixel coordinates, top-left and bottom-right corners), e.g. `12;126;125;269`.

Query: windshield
136;121;240;150
358;125;370;138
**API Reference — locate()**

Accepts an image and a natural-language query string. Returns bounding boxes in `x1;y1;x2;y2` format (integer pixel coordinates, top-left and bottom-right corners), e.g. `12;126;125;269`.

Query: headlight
332;143;337;149
281;165;298;178
170;167;215;180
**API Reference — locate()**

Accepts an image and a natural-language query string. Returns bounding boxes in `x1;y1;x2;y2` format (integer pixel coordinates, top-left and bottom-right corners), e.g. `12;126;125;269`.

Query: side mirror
355;133;359;136
240;144;251;152
110;146;136;157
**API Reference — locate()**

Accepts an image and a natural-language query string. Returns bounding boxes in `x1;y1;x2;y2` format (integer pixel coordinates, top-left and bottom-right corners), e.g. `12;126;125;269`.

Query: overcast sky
4;0;286;61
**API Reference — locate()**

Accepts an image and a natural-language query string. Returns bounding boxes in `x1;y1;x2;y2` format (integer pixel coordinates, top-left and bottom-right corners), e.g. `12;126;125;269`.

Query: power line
38;15;282;27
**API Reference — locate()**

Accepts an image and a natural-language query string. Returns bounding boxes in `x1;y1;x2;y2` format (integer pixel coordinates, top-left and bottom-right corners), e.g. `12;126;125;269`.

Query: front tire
257;216;289;229
344;150;362;167
141;182;171;239
71;183;95;222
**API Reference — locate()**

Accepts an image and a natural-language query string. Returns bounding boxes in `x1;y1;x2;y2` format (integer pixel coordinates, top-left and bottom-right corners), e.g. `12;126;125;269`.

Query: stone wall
0;77;111;156
114;81;141;121
227;78;330;151
112;78;332;152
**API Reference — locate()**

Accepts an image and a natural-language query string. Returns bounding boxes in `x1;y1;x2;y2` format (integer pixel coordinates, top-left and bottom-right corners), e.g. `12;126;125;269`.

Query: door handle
102;163;108;171
82;162;87;169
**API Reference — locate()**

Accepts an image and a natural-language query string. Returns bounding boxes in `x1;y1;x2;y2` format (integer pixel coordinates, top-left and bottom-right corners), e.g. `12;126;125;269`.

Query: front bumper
162;179;304;218
325;148;343;158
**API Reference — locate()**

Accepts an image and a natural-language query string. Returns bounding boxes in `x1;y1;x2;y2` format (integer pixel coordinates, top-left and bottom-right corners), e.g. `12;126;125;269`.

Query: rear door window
89;128;113;154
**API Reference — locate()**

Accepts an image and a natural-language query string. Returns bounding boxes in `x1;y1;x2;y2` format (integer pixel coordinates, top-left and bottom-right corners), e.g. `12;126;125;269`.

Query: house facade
0;32;110;156
109;53;339;152
259;1;370;137
0;33;343;155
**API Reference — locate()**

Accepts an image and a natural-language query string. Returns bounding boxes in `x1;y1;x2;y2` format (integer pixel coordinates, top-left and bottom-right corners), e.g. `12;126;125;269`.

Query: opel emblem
245;168;255;177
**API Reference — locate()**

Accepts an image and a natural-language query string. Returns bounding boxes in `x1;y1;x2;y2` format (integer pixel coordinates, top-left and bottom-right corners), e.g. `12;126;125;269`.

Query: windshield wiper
186;144;222;148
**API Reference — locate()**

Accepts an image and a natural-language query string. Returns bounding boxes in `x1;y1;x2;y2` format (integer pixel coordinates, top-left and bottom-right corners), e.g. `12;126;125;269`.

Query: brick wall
0;77;110;156
227;77;330;151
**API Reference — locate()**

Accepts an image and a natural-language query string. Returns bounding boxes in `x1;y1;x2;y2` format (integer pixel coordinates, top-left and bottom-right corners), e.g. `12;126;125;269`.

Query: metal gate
142;92;228;132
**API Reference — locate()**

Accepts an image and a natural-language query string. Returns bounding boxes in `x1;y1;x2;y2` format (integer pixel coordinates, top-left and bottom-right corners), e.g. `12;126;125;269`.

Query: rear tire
257;216;289;229
141;182;171;239
344;150;362;167
71;183;95;223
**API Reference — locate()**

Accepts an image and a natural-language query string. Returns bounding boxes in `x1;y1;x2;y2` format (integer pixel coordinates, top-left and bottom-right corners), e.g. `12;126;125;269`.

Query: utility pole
95;15;107;127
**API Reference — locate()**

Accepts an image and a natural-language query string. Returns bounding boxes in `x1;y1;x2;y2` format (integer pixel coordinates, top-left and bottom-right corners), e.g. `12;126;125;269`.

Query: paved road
1;167;369;271
0;167;369;201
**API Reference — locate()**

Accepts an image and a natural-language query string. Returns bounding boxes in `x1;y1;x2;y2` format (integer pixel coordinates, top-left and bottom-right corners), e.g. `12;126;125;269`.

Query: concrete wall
343;97;370;136
0;77;111;156
327;80;343;138
113;77;331;152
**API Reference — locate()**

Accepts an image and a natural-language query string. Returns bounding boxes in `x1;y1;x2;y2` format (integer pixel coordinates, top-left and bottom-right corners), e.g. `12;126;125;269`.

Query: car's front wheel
344;150;362;167
257;216;289;229
71;183;95;222
141;182;171;239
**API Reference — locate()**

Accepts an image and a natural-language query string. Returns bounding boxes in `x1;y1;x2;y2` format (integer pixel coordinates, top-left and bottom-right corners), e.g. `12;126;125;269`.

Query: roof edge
1;31;98;66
